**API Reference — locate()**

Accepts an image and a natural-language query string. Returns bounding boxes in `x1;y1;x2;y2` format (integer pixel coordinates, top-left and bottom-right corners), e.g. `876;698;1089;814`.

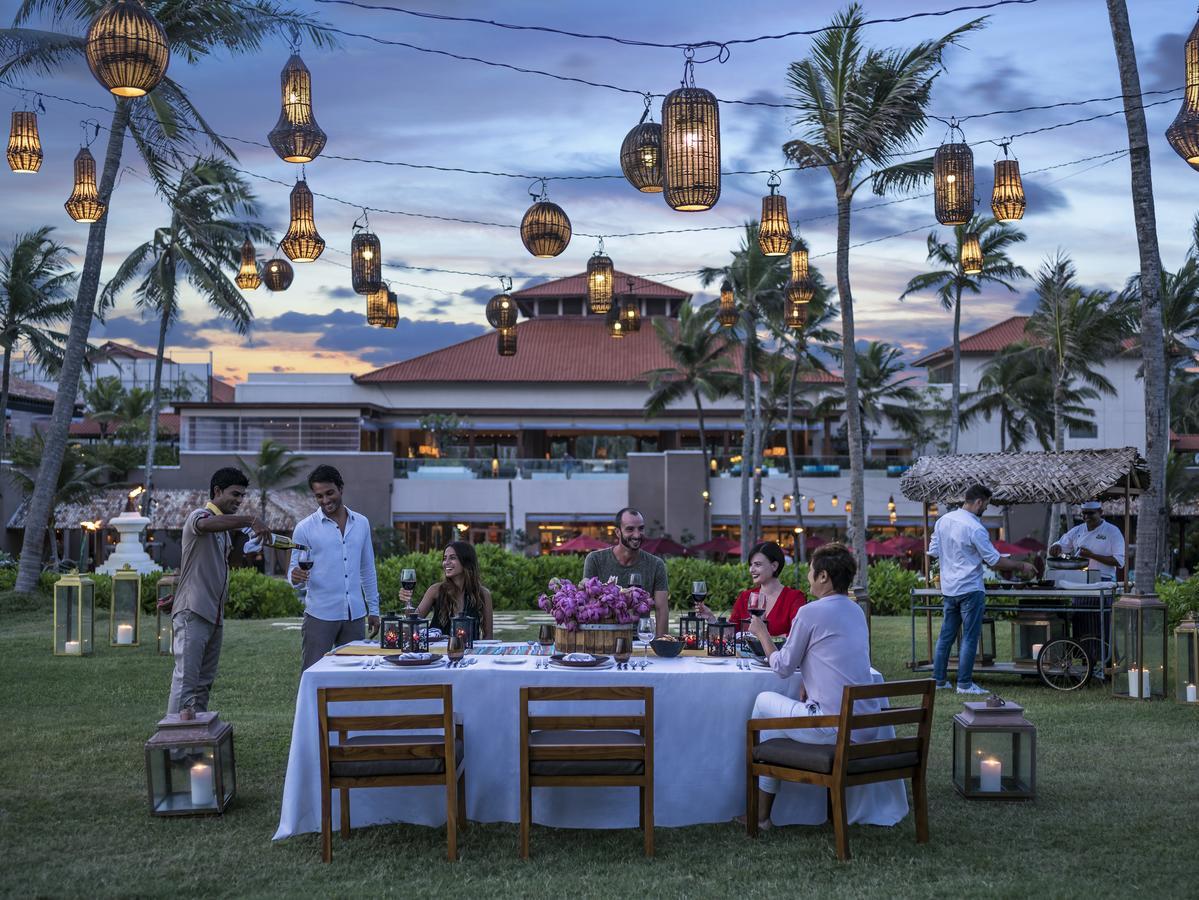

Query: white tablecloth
273;646;908;839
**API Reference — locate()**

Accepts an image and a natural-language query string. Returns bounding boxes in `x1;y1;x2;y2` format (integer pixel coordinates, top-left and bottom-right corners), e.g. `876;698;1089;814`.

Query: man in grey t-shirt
582;507;670;636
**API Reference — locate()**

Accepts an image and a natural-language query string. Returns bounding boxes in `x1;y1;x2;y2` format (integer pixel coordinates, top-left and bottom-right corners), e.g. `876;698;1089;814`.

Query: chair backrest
318;684;455;768
832;679;936;773
520;686;652;739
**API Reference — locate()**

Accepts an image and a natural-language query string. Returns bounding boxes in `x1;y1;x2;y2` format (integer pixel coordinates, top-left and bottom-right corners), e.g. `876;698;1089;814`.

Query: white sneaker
935;681;953;690
956;682;988;695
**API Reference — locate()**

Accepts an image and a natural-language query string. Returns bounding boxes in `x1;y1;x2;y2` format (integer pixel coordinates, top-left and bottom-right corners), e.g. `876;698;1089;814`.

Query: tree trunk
950;282;963;454
786;352;807;563
751;372;764;542
836;188;868;589
1108;0;1167;591
15;101;131;592
694;389;711;541
0;342;12;470
1049;374;1066;545
999;410;1012;540
739;299;753;561
142;258;174;517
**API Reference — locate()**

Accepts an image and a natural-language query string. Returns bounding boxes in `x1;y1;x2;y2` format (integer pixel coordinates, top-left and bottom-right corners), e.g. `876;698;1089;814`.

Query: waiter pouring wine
1049;500;1126;582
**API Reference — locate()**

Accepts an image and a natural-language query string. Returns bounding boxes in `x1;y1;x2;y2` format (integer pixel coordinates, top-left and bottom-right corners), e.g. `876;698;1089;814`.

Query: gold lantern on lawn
497;326;517;356
268;52;326;164
934;127;974;225
757;173;792;256
156;573;178;656
350;219;382;295
1166;16;1199;170
717;279;738;328
620;98;663;192
263;255;293;291
85;0;170;98
1112;593;1168;700
53;569;95;656
520;182;571;258
145;711;236;816
65;146;106;224
234;238;261;290
281;178;324;262
991;143;1026;220
661;60;720;212
960;231;983;275
587;244;615;314
110;563;141;647
7;109;43;173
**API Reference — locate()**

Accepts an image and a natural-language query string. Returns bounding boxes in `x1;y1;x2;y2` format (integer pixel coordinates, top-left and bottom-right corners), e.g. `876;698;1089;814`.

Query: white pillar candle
1127;668;1142;698
1142;668;1152;698
116;624;133;645
64;640;80;655
980;757;1003;792
190;762;215;807
1187;683;1197;703
1031;643;1043;660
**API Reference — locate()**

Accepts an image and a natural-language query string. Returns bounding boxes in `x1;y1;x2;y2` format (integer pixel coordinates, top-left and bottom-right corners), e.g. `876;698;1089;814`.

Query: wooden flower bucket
553;619;636;655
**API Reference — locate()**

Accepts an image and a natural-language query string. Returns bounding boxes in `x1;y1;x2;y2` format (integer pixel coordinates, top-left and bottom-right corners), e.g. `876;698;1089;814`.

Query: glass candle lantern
1011;615;1063;665
144;711;236;816
450;613;476;650
706;617;736;657
156;574;178;656
53;570;95;656
951;698;1036;800
1112;594;1168;701
401;612;429;652
1175;613;1199;703
380;613;403;650
678;609;705;650
110;563;141;647
953;617;997;666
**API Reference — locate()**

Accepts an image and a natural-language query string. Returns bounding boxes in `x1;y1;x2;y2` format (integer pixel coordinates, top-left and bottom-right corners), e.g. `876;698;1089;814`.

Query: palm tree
820;341;922;439
82;375;125;440
116;386;154;433
0;227;74;468
643;302;740;540
236;439;306;574
899;215;1029;451
2;1;333;591
99;159;267;513
782;3;982;585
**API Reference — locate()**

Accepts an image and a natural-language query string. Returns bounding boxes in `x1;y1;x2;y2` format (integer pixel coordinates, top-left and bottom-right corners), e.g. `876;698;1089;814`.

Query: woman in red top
695;541;806;637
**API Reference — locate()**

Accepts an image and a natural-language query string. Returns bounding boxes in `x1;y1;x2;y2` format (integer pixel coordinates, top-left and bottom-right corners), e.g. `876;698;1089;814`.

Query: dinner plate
329;656;364;666
551;653;611;668
492;657;528;665
383;655;447;667
548;658;616;670
694;657;730;665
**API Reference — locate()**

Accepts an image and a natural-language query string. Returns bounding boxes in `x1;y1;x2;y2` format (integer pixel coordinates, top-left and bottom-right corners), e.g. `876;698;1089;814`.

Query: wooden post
1123;473;1132;593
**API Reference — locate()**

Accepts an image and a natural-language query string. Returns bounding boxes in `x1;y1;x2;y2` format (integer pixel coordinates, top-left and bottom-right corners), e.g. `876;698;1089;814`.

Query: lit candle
190;762;215;807
1128;667;1142;699
1187;683;1197;703
980;757;1003;792
1031;643;1043;660
1142;668;1152;698
64;640;80;655
117;624;133;645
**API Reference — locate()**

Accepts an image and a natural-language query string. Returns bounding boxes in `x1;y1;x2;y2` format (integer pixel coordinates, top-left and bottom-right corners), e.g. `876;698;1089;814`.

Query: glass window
560;298;582;315
1068;420;1098;439
928;365;951;384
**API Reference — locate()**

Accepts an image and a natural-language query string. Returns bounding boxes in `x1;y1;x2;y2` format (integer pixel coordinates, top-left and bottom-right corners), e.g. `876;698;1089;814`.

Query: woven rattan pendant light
960;231;983;276
620;95;662;192
587;242;614;314
65;146;105;223
606;303;625;339
7;109;42;173
365;286;389;326
281;177;324;262
85;0;169;98
784;244;815;306
1167;16;1199;170
520;181;571;258
991;142;1026;221
933;123;974;225
661;55;720;211
497;326;517;356
758;173;792;256
384;289;398;328
235;238;261;290
785;300;806;330
263;254;294;291
350;212;382;294
717;279;738;328
621;278;641;333
268;51;326;164
486;291;517;329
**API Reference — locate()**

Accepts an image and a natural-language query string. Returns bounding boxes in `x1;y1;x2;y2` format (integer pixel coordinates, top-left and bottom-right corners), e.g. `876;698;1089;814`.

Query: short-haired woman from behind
401;541;494;639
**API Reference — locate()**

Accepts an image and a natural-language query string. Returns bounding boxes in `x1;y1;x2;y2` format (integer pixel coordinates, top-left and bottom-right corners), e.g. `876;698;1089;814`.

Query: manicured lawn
0;607;1194;898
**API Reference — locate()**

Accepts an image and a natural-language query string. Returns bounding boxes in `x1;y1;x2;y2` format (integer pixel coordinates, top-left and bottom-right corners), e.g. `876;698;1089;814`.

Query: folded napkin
425;628;443;640
400;652;434;661
563;652;595;663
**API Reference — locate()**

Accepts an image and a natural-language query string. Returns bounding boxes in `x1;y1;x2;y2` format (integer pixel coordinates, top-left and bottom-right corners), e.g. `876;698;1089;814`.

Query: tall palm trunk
999;409;1012;540
142;247;175;517
752;372;764;541
693;390;711;541
1108;0;1166;591
0;341;12;468
739;297;755;560
785;353;807;563
15;101;131;592
950;283;963;454
1049;373;1066;545
836;188;868;589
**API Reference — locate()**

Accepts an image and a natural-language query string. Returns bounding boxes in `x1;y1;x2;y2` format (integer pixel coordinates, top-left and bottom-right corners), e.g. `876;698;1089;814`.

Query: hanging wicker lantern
263;255;294;292
84;0;170;98
785;300;806;331
960;231;983;276
620;99;662;192
784;245;815;305
65;147;105;223
1167;17;1199;170
497;326;517;356
384;289;399;328
933;130;974;225
758;174;792;256
486;292;517;329
268;53;326;163
520;184;571;258
235;238;261;290
606;303;625;339
350;228;382;294
7;110;42;173
661;65;720;211
991;143;1026;221
281;178;324;263
621;297;641;333
717;279;738;328
365;286;389;326
586;246;614;314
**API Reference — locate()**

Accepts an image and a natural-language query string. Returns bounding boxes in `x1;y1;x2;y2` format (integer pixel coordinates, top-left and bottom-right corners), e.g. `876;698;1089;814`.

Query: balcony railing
395;458;629;479
714;456;911;476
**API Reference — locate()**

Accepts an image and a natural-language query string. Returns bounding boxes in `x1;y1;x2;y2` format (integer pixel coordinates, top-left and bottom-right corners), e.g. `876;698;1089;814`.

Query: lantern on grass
520;182;571;258
156;573;177;656
991;143;1026;220
758;174;792;256
706;617;736;657
678;607;705;650
268;52;326;163
85;0;170;98
1011;615;1062;665
661;61;720;211
144;711;235;816
110;563;141;647
960;232;983;275
263;255;293;292
7;109;43;173
350;222;382;295
933;127;974;225
281;178;324;262
380;613;403;650
717;279;738;328
234;238;261;290
497;327;517;356
619;97;662;192
605;303;625;339
65;146;105;223
1112;594;1168;700
952;698;1036;800
587;244;614;314
54;570;95;656
1174;613;1198;703
401;611;429;653
451;613;476;649
1166;16;1199;171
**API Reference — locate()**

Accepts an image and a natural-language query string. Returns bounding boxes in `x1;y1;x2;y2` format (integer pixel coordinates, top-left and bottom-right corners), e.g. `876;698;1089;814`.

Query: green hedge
1155;578;1199;628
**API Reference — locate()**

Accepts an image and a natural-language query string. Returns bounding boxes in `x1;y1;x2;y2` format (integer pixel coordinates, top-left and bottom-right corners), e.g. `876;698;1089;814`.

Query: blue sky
1;0;1195;381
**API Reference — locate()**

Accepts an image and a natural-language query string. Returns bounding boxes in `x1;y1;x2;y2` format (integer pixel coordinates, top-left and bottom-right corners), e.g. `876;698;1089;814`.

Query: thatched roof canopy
899;448;1149;505
6;488;314;531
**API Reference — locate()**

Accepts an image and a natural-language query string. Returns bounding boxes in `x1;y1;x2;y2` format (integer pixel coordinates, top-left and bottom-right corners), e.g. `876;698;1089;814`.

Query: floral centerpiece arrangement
538;577;652;631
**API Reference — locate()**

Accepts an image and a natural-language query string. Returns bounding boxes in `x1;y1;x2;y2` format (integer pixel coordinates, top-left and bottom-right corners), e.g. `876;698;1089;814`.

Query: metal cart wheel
1077;636;1111;677
1037;638;1092;691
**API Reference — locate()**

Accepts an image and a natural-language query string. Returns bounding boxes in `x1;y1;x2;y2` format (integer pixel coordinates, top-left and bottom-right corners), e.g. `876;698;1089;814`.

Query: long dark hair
433;541;486;625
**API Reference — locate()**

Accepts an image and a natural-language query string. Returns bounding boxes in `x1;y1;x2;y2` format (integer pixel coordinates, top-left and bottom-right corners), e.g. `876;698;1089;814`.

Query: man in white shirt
927;484;1035;694
1050;500;1125;581
288;465;381;671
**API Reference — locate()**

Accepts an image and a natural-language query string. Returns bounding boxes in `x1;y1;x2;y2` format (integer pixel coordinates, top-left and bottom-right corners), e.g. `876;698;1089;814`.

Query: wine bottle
242;528;309;551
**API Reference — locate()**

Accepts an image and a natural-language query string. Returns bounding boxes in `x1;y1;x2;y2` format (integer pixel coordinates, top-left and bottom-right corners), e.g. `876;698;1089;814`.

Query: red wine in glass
749;591;765;618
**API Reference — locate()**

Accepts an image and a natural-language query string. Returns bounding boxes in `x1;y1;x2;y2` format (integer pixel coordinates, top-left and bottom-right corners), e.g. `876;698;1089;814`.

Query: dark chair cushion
753;738;919;776
329;734;463;778
528;729;645;777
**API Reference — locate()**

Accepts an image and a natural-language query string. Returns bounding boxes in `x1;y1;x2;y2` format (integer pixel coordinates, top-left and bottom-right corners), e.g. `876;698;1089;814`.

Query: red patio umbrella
992;540;1034;556
691;536;741;555
1015;536;1046;552
865;539;900;557
550;534;609;554
802;534;826;549
881;535;924;555
640;537;689;556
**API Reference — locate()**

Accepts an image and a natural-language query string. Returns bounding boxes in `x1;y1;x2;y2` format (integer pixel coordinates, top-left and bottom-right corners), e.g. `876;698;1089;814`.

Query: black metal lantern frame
679;609;705;650
380;613;403;650
520;180;571;258
268;47;327;164
144;711;236;816
1166;17;1199;171
350;211;382;294
7;106;43;174
661;56;720;212
951;700;1036;800
933;122;974;225
450;613;477;649
401;612;430;653
991;141;1026;220
706;617;736;657
85;0;170;99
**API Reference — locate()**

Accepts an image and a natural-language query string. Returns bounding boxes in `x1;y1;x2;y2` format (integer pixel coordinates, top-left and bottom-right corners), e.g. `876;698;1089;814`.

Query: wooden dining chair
518;685;654;859
745;678;936;861
317;684;465;862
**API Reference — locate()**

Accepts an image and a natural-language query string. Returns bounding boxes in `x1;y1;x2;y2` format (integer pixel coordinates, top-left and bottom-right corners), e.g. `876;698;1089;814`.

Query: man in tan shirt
167;467;269;715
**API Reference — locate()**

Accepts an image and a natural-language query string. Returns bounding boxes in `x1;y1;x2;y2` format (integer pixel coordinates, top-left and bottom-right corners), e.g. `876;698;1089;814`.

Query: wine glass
537;623;554;661
626;572;643;590
400;567;417;612
749;590;765;619
637;615;655;666
447;635;464;666
613;637;632;669
295;547;312;599
691;579;708;615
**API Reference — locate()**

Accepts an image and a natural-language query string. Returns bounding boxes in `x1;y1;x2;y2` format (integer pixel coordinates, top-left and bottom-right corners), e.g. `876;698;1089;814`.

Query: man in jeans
928;484;1035;694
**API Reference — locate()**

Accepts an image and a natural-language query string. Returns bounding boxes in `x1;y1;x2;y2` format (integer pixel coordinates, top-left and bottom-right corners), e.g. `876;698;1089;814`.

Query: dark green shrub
1156;577;1199;628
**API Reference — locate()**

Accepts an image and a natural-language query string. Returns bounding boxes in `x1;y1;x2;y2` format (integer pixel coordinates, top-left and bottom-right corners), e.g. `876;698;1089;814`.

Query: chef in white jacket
1050;500;1126;581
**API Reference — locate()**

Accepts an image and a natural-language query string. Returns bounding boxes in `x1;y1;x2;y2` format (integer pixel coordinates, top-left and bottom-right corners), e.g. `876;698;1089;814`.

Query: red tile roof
69;413;179;437
89;340;162;362
209;376;235;403
512;270;690;300
357;317;841;385
8;377;58;404
1172;432;1199;451
913;316;1030;367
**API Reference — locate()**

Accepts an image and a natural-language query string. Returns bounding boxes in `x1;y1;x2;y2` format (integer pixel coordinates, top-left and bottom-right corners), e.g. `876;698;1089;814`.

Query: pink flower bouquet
537;577;652;631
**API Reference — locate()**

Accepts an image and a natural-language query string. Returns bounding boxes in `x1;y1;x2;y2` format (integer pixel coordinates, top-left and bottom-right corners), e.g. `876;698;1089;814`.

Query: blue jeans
932;590;986;686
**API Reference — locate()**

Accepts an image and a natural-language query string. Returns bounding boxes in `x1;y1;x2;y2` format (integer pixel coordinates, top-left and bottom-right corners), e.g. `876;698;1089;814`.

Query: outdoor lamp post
380;613;402;650
679;607;705;650
1174;614;1198;703
1112;594;1168;700
156;573;177;656
450;613;476;650
952;697;1036;800
401;611;429;653
706;617;736;657
110;563;141;647
53;570;95;656
144;711;236;816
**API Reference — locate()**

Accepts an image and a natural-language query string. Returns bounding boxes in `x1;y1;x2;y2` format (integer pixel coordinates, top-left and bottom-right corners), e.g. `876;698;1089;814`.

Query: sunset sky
1;0;1195;384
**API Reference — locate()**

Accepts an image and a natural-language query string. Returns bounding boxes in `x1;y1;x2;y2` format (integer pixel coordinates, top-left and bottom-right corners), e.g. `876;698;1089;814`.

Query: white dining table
273;644;909;840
